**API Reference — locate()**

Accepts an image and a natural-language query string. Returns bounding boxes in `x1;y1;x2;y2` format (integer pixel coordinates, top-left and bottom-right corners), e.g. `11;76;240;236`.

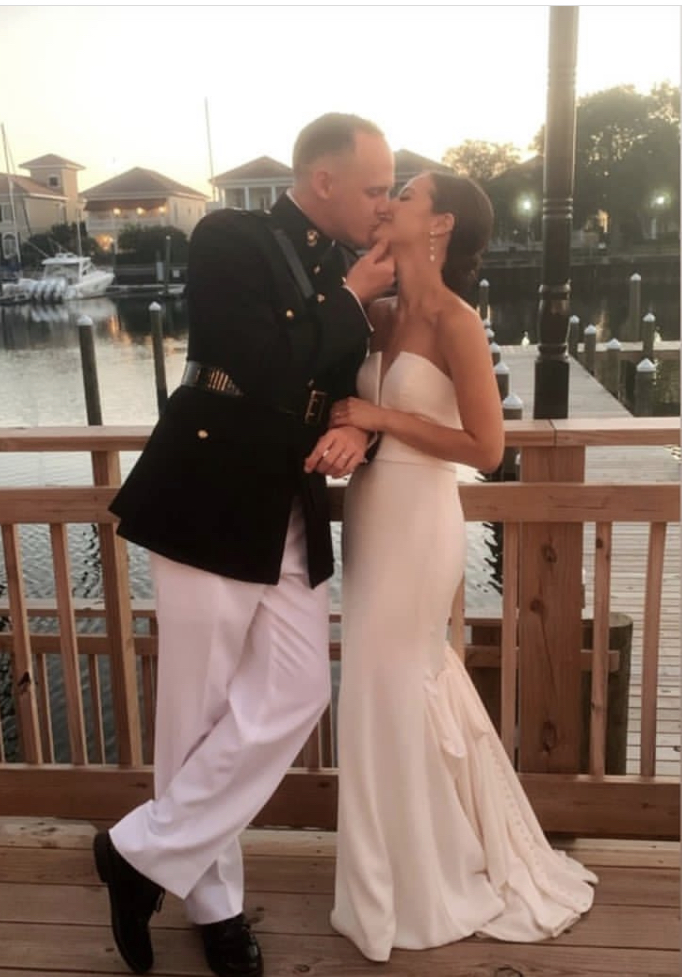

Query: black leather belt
181;360;328;426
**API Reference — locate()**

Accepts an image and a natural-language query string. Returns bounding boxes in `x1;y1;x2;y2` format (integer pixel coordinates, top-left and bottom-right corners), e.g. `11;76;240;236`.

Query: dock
501;345;679;777
0;346;677;976
0;821;677;977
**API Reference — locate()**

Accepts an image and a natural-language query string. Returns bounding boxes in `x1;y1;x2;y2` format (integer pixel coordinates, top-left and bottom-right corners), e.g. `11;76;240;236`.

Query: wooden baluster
500;522;520;761
33;653;54;762
50;524;88;764
141;617;158;765
1;525;42;763
640;522;667;777
450;577;466;661
319;703;334;767
88;655;105;763
91;450;142;765
301;725;321;770
589;522;612;777
0;686;5;761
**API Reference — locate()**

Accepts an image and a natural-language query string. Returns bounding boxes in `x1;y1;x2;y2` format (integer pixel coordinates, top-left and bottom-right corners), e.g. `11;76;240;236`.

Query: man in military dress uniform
93;113;394;977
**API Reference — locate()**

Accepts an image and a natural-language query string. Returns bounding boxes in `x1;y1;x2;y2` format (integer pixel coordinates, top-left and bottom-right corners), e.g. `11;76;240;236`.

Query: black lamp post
533;6;579;419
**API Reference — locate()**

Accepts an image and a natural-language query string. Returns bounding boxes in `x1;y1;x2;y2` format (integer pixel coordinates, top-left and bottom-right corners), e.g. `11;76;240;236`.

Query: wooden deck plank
0;924;677;977
0;826;678;977
0;868;677;932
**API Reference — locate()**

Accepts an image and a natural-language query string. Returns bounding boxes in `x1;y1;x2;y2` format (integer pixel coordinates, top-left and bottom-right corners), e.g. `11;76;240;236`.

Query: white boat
8;252;115;303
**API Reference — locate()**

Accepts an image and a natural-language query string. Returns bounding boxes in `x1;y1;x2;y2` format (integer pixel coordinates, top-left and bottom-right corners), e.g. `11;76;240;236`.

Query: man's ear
310;165;334;200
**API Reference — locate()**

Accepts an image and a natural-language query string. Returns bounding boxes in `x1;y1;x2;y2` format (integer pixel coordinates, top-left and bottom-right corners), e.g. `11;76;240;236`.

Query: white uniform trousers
110;500;330;924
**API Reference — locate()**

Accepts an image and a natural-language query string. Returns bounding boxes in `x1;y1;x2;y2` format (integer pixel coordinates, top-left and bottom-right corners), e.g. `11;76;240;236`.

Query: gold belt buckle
304;389;327;425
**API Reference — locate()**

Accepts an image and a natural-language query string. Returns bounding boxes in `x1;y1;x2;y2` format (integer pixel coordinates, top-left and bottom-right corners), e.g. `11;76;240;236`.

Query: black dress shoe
200;914;264;977
93;830;165;974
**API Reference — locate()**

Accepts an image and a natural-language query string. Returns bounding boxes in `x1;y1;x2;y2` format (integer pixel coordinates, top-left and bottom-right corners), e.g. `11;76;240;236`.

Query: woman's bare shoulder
368;295;397;350
437;292;483;344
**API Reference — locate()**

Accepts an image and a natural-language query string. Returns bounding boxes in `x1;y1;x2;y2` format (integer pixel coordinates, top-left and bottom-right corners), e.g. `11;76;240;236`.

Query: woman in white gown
327;171;597;962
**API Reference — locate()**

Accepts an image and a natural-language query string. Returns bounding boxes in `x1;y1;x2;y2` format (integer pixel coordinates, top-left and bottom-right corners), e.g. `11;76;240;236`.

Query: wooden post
583;323;597;374
634;358;656;416
627;272;642;341
518;445;585;772
580;613;633;774
522;5;583;781
163;234;172;297
568;314;580;359
493;359;510;399
641;312;656;362
604;337;622;398
533;5;578;420
478;278;489;321
149;302;168;415
77;315;102;425
502;393;523;479
489;341;501;365
91;451;143;766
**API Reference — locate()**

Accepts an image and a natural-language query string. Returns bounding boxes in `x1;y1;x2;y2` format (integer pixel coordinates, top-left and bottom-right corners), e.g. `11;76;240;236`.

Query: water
0;285;678;759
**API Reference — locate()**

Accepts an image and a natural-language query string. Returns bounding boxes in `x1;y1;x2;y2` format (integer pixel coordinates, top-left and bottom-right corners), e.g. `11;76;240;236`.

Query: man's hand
345;240;395;305
304;425;369;477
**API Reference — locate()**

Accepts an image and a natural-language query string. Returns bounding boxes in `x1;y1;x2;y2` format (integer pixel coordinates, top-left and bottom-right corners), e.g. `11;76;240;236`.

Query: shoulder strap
236;209;324;384
269;227;316;302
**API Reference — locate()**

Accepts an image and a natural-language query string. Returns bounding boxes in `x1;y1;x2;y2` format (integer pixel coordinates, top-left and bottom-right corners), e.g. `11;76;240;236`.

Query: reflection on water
0;285;678;759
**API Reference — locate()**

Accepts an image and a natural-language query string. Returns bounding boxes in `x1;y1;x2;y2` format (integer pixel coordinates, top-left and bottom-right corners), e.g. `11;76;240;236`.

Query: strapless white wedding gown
330;351;597;962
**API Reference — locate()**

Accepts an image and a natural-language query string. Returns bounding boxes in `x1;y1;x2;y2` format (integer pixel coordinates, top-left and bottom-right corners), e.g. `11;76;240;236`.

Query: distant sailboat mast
1;122;21;267
204;96;218;204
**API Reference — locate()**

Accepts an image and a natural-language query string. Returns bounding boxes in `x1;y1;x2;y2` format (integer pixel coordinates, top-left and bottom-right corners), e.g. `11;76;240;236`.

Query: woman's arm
330;304;504;473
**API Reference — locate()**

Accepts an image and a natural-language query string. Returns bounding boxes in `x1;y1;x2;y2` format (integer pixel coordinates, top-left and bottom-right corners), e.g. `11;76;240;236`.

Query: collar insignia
306;229;319;247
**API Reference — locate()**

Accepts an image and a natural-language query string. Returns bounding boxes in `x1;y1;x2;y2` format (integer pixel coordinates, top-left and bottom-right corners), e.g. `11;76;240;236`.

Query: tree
441;140;521;183
533;84;680;246
116;225;189;263
20;222;107;269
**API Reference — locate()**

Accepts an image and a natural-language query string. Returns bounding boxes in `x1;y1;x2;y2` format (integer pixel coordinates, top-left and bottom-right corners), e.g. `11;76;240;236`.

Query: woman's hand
329;397;385;433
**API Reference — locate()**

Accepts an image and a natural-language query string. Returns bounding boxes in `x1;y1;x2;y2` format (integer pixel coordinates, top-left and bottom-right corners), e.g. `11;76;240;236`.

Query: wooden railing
0;420;678;838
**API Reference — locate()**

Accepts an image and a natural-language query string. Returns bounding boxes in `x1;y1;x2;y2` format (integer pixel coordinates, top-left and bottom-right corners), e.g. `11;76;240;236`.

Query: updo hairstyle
428;172;494;298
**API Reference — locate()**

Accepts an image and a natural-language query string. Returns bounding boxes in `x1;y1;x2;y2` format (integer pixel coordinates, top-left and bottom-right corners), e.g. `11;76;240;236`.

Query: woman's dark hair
428;172;494;298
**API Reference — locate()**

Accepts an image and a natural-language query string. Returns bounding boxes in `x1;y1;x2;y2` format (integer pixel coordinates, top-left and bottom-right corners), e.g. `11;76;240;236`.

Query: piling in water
583;324;597;375
149;302;168;415
77;315;102;425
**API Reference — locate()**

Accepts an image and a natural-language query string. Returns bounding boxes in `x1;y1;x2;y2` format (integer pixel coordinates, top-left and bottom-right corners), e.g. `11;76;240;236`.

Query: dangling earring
429;231;436;263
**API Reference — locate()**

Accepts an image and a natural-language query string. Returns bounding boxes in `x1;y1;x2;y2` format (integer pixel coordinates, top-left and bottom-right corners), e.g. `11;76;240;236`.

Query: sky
1;5;679;198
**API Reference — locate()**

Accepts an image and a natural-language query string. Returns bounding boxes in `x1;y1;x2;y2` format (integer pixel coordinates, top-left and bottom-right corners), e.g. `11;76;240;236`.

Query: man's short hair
292;113;385;177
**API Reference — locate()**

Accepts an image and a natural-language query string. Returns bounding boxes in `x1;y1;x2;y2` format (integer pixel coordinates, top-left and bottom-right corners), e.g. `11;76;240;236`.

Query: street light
651;191;669;242
112;207;121;255
519;196;535;249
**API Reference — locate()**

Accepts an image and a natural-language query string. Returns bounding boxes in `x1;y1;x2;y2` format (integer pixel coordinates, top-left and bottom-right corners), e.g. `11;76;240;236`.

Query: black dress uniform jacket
109;194;371;588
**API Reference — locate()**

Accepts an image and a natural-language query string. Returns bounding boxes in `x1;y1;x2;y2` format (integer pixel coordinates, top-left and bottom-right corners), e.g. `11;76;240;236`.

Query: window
2;231;18;260
0;203;12;223
48;175;60;189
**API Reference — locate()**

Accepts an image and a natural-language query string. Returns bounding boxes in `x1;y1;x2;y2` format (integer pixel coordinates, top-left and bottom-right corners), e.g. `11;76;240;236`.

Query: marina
0;5;678;976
